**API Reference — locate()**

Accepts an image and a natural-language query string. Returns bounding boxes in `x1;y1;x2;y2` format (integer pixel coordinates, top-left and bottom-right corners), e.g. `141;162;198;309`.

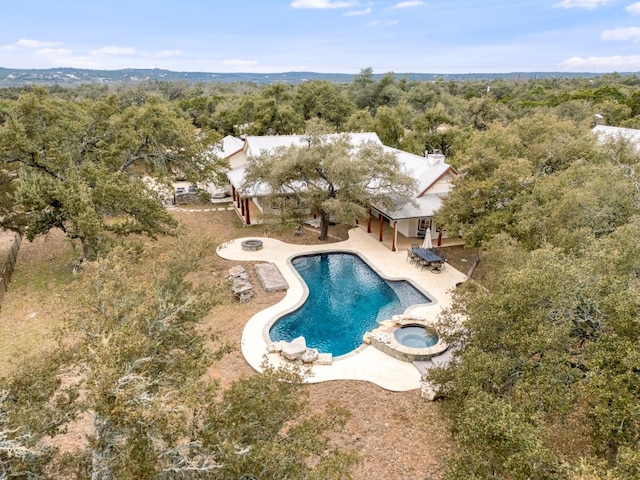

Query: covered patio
230;184;262;226
361;210;463;252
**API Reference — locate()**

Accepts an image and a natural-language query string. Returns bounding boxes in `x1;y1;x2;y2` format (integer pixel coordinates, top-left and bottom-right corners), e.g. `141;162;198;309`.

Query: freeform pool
269;252;431;356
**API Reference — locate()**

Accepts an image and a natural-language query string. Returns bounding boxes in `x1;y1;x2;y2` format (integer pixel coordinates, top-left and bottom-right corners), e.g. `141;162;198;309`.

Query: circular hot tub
365;317;448;362
394;325;438;348
241;239;263;251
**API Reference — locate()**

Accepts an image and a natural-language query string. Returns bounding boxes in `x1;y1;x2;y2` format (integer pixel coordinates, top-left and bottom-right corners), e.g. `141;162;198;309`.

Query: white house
592;125;640;151
165;135;245;203
222;133;458;250
368;148;458;251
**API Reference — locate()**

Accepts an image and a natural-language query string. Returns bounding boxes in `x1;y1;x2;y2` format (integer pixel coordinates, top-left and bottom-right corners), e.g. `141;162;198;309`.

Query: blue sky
2;0;640;73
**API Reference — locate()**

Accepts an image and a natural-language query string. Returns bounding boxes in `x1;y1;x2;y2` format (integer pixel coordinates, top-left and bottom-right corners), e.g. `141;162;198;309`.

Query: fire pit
241;239;263;251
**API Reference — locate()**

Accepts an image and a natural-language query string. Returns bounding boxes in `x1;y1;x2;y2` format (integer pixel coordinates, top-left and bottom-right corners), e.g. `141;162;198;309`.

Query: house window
418;218;432;231
417;218;432;238
188;185;197;193
175;187;186;194
270;195;306;211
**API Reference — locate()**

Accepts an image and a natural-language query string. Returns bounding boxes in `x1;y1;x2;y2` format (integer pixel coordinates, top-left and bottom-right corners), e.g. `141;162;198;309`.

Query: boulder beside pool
269;337;333;365
281;336;307;360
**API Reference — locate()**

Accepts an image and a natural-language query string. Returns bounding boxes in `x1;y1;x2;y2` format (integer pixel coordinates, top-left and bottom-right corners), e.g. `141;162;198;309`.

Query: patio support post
378;215;384;242
392;221;398;252
367;208;372;233
240;196;245;217
245;198;251;225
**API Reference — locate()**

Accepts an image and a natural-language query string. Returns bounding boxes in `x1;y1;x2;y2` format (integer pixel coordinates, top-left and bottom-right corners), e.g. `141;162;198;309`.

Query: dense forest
0;69;639;479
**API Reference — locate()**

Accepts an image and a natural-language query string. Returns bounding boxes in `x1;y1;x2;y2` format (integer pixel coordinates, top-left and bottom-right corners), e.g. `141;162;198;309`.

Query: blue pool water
269;252;431;356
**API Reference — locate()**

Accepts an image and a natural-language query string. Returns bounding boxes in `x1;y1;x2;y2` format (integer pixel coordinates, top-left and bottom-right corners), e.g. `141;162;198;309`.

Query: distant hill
0;67;632;87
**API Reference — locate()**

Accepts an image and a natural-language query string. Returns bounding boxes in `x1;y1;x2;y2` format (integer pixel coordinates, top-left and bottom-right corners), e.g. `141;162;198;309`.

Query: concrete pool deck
216;225;467;391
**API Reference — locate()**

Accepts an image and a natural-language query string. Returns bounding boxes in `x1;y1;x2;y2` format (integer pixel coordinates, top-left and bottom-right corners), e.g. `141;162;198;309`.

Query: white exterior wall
172;180;230;200
425;172;455;195
228;151;247;170
252;197;265;214
255;196;311;217
396;219;416;238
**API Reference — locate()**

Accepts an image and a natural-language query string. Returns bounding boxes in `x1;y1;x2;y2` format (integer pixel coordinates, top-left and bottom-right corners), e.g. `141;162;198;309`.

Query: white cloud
366;19;400;27
392;1;423;8
291;0;356;8
626;2;640;15
13;39;63;49
344;7;372;16
553;0;611;8
561;54;640;70
32;48;100;68
601;26;640;41
91;46;136;56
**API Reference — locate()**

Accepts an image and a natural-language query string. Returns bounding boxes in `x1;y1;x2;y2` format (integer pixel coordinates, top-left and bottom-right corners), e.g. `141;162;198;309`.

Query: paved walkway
216;226;467;391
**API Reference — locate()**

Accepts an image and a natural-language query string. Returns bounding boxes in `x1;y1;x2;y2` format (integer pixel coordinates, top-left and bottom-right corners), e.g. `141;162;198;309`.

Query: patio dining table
412;248;444;267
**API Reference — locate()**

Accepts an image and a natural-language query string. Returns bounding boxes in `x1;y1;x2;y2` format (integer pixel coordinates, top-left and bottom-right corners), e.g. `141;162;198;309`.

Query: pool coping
215;226;467;391
264;249;436;362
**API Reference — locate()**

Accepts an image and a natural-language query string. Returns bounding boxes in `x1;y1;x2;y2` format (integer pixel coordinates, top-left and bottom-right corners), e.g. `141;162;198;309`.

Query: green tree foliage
348;69;402;113
372;105;404;147
295;80;354;130
246;84;304;135
0;243;357;479
436;113;608;248
242;126;417;240
431;228;640;479
344;109;374;133
0;88;224;260
429;92;640;478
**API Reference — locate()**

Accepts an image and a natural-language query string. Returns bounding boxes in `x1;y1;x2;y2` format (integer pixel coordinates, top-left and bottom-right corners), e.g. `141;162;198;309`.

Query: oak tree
0;88;224;260
242;127;417;240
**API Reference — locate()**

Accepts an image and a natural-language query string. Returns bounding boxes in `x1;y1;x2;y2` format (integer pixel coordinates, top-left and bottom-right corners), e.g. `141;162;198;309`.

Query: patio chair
411;243;420;250
439;251;447;269
431;248;447;269
406;248;417;264
417;259;431;271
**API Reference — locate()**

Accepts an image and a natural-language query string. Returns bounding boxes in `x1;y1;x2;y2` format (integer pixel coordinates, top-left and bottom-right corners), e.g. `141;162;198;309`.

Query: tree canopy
0;242;357;479
0;88;226;260
2;71;640;479
428;110;640;478
242;125;417;240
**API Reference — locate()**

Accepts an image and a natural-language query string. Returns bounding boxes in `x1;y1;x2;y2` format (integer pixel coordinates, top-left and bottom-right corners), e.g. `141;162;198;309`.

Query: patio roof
377;193;445;220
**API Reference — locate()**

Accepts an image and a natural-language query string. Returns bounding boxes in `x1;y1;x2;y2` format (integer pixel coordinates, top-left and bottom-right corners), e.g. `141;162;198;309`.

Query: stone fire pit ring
241;239;264;251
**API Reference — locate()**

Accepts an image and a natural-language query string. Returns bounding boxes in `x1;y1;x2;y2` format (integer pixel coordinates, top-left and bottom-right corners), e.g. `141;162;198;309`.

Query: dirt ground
174;208;455;480
1;206;458;480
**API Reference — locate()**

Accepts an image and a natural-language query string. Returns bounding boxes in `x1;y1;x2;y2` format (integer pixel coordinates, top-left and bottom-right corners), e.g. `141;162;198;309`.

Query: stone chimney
425;149;445;165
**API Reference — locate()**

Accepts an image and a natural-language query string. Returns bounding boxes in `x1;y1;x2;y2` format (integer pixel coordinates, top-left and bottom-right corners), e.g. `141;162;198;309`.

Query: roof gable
416;166;458;197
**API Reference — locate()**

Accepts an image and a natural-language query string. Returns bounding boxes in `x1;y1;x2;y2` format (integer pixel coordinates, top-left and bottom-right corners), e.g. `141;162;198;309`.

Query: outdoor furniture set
406;245;447;273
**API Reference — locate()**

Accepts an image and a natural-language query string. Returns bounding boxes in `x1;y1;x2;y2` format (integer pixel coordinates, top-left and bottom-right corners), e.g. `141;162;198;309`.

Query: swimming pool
269;252;431;356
